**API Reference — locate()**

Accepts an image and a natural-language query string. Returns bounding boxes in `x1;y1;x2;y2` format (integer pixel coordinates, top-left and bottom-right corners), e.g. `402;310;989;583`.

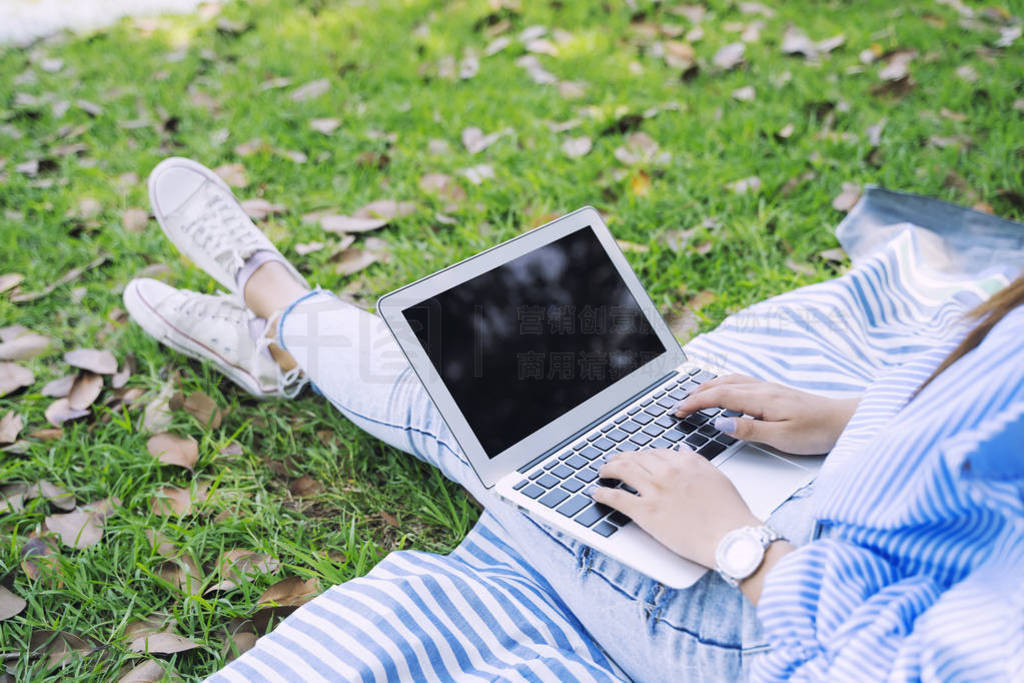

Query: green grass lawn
1;0;1022;678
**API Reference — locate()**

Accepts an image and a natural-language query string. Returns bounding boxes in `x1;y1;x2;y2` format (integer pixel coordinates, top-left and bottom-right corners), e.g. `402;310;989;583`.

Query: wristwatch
714;525;782;588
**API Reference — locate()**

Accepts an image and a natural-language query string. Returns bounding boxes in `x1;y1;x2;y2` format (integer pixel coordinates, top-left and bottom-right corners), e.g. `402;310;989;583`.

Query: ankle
244;262;310;318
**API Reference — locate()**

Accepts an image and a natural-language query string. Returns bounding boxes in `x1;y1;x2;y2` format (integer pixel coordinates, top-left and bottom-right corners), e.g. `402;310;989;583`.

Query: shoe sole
147;157;306;295
123;281;280;400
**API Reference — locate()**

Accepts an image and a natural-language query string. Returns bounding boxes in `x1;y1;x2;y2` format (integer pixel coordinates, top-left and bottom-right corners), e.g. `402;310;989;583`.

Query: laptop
377;207;820;588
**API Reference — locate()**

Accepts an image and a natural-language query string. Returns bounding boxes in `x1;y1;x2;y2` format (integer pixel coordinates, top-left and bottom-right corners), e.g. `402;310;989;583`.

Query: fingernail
674;402;686;413
714;417;737;434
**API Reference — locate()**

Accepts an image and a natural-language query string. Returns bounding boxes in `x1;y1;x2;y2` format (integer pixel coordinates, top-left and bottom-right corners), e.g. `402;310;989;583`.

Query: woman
126;158;1023;681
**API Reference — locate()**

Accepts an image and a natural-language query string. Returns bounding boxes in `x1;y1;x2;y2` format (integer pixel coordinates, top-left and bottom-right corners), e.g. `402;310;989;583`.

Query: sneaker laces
177;183;272;279
176;290;246;322
256;310;309;399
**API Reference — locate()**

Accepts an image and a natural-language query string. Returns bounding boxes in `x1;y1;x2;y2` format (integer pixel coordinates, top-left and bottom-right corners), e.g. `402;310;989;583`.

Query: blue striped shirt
755;307;1024;681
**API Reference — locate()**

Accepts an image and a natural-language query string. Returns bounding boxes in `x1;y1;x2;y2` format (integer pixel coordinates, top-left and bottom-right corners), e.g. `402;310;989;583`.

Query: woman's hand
674;374;860;455
592;448;760;568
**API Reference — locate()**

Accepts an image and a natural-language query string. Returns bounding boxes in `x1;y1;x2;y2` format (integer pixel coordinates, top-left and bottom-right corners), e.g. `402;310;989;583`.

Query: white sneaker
147;157;306;296
123;278;306;399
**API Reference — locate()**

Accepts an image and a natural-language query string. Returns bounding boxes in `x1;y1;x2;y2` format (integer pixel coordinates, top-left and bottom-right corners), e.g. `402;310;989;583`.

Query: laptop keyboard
513;368;740;538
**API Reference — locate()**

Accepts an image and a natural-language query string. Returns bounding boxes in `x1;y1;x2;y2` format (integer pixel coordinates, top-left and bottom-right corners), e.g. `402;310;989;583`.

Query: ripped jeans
277;290;817;681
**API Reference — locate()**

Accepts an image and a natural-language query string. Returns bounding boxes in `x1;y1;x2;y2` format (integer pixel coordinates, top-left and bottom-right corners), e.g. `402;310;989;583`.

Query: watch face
720;533;763;578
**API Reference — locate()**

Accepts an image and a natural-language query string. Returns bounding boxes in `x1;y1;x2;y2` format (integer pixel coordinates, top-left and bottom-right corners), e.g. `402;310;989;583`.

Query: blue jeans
277;290;817;681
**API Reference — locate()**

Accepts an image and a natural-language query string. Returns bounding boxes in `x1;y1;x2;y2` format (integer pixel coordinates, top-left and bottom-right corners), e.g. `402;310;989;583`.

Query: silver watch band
715;525;782;588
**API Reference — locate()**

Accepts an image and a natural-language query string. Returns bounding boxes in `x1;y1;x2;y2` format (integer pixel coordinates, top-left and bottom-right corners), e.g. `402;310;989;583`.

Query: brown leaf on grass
30;629;97;671
461;164;495;186
21;532;61;580
128;632;200;655
145;529;176;557
955;64;979;84
731;85;756;102
309;118;341;135
353;200;417;221
29;427;63;440
562;136;592;159
713;42;745;70
0;586;26;621
45;497;120;549
112;354;136;389
0;483;26;512
629;172;652;197
214;163;248;188
147;433;199;470
44;398;90;427
288;474;325;497
64;348;117;375
156;554;203;592
461;127;507;154
25;480;75;510
0;411;23;444
0;362;34;396
419;173;467;203
234;138;268;156
150;483;208;517
0;324;29;343
320;215;388;234
294;241;326;256
178;391;223;428
614;132;662;165
781;26;845;60
205;549;280;594
382;511;400;528
817;247;848;266
878;49;917;81
726;176;762;195
870;75;914;99
333;248;380;276
124;613;177;641
0;332;51;360
257;576;319;607
221;630;258;662
240;199;287;221
289;78;330;101
122;209;149;233
68;372;103;410
0;273;24;294
785;258;816;276
832;183;862;212
118;659;174;682
664;290;717;341
9;254;108;303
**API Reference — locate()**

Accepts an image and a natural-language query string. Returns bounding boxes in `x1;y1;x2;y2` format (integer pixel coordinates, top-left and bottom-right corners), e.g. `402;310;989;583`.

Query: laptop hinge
516;370;679;474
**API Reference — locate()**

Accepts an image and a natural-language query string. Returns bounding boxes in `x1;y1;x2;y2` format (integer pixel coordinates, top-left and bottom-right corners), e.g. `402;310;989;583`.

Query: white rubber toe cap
148;157;222;217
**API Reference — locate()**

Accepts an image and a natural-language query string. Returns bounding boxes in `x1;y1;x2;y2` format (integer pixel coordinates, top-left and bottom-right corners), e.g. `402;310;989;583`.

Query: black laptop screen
402;226;666;457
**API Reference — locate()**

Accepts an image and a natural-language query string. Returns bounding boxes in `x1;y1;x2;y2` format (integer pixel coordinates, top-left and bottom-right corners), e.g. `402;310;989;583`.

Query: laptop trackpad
719;446;815;520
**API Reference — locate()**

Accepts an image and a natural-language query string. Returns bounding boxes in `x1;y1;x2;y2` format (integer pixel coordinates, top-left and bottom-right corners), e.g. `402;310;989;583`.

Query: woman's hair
917;273;1024;394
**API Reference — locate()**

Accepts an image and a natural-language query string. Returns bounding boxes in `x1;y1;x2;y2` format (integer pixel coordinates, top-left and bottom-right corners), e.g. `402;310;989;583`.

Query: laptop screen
402;225;666;457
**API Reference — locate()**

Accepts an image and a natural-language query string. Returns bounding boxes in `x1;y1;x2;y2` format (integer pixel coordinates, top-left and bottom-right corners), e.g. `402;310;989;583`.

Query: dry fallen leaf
0;362;34;396
353;200;417;221
0;332;51;361
785;258;815;276
239;198;287;221
461;127;506;154
145;529;176;558
150;483;208;517
727;176;762;194
294;241;326;256
25;480;75;510
562;136;592;159
955;64;979;83
713;42;745;70
119;659;172;682
731;85;756;102
320;215;388;234
64;348;117;375
419;173;467;203
0;586;26;621
30;629;96;670
333;248;380;276
214;163;248;188
461;164;495;185
832;183;862;212
122;209;149;233
128;632;200;655
289;474;325;497
45;497;119;549
10;254;108;304
629;171;652;197
143;382;175;433
1;483;26;512
147;433;199;470
205;549;281;593
879;50;916;81
68;372;103;410
257;576;319;607
112;354;136;389
309;118;341;135
221;630;258;662
44;398;90;427
0;411;23;444
0;273;24;294
28;427;63;441
156;554;203;593
289;78;330;101
179;391;223;428
613;132;661;165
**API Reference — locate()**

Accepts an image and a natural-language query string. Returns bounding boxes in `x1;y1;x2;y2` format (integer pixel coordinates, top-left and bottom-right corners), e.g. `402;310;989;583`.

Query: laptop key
513;479;529;491
609;511;631;526
566;455;589;469
619;421;641;434
687;368;701;376
544;460;560;470
716;435;738;446
614;414;629;424
592;521;618;537
551;465;574;479
698;424;719;437
699;441;727;460
594;438;615;451
529;470;545;480
627;406;641;415
644;404;667;417
642;424;663;437
664;431;685;443
629;433;652;446
655;416;676;428
640;398;654;407
657;397;677;409
633;412;653;425
580;446;603;461
576;469;598;483
620;483;638;495
537;474;561;488
722;409;742;417
561;478;584;493
587;431;602;441
574;504;606;528
558;451;574;460
557;495;590;518
686;433;709;447
601;423;617;433
521;484;545;499
607;428;629;442
540;488;570;508
669;388;690;400
653;390;666;399
691;370;716;384
651;437;673;449
699;407;721;418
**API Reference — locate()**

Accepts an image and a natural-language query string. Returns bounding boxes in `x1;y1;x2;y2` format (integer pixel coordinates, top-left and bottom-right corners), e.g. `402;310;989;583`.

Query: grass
1;0;1022;678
